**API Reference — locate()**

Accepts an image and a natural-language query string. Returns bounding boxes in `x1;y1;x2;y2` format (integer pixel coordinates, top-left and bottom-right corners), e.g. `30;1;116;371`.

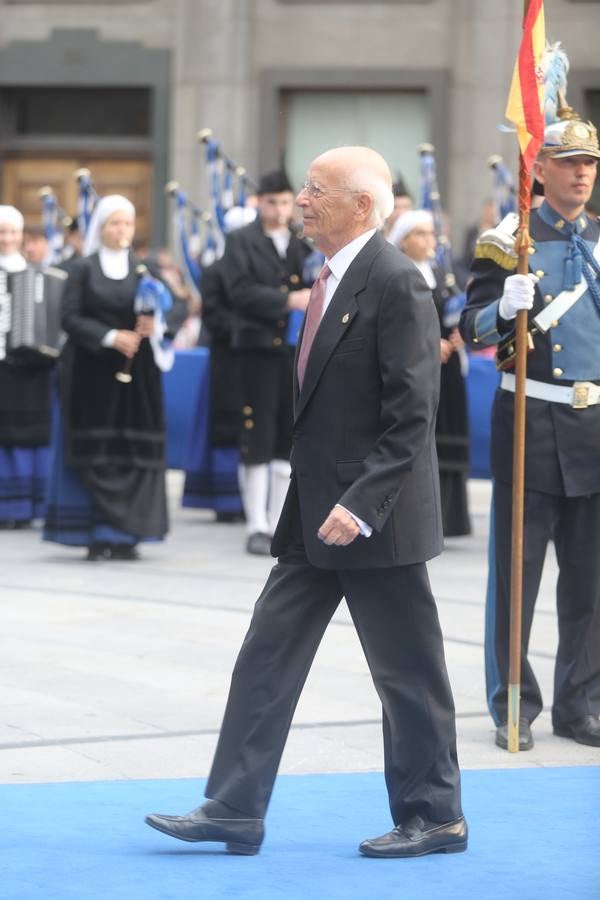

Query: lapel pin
342;313;350;324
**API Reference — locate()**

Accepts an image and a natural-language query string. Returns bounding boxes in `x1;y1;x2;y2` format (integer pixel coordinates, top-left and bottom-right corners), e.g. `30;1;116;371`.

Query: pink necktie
297;264;331;389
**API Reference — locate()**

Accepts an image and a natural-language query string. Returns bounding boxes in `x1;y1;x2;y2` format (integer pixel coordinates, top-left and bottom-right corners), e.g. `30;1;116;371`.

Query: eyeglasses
300;181;358;200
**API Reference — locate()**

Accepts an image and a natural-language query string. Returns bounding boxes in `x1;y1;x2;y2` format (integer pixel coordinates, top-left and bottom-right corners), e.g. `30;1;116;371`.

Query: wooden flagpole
507;0;535;754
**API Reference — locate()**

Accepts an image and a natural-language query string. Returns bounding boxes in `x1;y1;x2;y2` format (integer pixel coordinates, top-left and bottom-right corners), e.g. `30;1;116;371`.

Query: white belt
500;372;600;409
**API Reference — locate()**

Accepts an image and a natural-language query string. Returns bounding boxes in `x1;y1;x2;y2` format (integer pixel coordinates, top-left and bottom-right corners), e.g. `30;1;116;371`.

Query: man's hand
317;506;360;546
113;329;141;358
449;328;464;352
498;273;538;320
287;288;311;312
440;338;453;364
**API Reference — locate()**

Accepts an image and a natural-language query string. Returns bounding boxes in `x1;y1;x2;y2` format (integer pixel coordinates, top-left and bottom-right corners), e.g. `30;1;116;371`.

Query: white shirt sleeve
101;329;117;348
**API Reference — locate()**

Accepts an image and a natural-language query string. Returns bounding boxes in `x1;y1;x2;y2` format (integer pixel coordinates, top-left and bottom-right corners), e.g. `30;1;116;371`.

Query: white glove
498;273;538;320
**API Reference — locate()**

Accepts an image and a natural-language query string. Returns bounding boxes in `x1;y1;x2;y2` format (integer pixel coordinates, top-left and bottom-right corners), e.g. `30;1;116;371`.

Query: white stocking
239;463;269;535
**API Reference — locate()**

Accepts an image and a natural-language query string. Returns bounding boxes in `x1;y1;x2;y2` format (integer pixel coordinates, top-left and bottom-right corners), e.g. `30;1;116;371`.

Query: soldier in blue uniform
460;108;600;750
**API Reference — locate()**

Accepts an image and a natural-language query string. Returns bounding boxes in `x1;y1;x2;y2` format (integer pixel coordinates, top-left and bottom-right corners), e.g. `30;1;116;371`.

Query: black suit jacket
271;232;443;570
222;219;311;351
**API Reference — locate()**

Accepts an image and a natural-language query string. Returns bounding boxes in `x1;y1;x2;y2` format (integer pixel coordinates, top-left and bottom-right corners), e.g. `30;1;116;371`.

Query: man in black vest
146;146;466;858
223;172;311;555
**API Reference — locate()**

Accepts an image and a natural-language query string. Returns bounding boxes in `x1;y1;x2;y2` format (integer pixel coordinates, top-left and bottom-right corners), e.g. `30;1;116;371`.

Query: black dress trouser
486;481;600;727
205;531;463;825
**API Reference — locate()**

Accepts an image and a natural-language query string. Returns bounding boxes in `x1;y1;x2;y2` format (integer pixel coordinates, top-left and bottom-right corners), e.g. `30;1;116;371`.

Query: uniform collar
538;200;588;235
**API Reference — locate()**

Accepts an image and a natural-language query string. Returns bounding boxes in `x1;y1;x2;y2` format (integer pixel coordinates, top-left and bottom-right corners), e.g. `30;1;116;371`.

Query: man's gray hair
345;172;395;228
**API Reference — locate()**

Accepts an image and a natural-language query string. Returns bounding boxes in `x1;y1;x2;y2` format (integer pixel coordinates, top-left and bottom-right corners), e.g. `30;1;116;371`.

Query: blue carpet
1;769;598;900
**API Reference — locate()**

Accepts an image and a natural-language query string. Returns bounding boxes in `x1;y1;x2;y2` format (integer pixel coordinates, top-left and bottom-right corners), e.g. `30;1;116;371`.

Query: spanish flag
505;0;546;172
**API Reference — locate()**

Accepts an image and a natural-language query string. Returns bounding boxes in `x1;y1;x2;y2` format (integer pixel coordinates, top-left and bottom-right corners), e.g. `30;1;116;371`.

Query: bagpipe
487;155;517;221
164;129;256;294
418;143;457;289
197;128;256;244
38;186;67;265
418;143;465;334
74;168;98;239
115;263;173;384
164;181;205;300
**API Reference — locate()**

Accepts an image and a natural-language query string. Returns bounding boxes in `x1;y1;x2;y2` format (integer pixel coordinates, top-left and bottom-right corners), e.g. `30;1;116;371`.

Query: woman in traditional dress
390;209;471;537
43;195;172;559
0;205;56;528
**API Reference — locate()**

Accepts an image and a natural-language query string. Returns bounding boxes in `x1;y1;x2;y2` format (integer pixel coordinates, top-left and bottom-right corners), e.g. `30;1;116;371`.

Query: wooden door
2;157;153;244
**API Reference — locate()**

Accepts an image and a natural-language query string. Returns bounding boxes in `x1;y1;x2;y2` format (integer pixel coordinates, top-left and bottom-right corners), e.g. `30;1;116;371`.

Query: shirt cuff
101;329;117;348
335;504;373;538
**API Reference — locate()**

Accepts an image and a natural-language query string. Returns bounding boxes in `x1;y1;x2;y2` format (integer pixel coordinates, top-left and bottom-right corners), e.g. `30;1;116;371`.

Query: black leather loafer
554;715;600;747
145;804;264;855
495;718;533;750
359;814;468;858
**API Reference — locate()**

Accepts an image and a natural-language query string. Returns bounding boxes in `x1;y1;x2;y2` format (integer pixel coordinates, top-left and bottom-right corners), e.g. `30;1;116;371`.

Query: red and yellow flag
505;0;546;172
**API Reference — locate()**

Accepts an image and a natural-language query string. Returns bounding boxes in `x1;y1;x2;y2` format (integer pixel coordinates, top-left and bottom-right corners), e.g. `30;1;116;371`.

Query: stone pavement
1;475;597;786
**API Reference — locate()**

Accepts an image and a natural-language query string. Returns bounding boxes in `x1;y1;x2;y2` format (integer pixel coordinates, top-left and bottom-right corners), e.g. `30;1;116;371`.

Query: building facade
0;0;598;247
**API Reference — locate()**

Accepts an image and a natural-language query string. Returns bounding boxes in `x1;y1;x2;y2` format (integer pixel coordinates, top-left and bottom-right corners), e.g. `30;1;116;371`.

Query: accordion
0;266;66;366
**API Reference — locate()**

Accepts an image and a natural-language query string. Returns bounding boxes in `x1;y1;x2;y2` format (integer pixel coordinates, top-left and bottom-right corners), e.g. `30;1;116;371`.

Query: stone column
170;0;254;208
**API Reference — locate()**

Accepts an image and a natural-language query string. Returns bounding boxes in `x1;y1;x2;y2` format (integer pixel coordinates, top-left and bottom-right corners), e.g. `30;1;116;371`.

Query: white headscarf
388;209;434;247
83;194;135;257
223;205;257;234
0;205;27;272
0;205;25;231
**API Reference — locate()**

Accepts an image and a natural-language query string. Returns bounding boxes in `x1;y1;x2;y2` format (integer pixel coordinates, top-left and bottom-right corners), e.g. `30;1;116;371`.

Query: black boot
109;544;140;561
86;542;112;561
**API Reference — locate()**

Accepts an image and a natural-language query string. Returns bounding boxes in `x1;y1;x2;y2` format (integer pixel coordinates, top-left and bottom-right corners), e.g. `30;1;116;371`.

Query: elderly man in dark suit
146;146;466;858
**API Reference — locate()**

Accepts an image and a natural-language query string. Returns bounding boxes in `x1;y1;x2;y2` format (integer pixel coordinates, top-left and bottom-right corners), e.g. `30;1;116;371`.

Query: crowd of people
2;95;600;839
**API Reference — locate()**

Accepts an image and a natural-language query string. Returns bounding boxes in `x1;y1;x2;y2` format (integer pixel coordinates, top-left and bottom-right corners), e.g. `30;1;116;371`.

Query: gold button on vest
553;367;563;377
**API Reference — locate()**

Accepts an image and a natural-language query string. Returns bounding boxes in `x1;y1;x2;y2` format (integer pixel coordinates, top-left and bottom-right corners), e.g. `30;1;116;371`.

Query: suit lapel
294;232;386;422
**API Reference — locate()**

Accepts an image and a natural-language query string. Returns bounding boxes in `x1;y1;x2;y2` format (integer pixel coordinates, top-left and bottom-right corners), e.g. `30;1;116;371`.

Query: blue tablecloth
164;349;500;480
163;348;208;470
465;354;500;479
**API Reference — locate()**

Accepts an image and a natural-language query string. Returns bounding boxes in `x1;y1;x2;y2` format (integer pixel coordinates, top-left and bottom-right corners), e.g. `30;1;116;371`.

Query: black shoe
109;544;140;561
245;532;271;556
359;814;468;858
495;718;533;751
86;542;112;561
554;715;600;747
145;803;264;855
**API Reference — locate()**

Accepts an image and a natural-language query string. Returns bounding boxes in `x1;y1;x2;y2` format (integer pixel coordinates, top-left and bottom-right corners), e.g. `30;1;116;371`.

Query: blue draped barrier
465;353;500;479
163;348;208;470
164;349;500;480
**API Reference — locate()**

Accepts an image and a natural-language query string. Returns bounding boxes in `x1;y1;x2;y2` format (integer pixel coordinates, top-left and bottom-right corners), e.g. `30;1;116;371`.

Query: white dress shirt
319;228;377;538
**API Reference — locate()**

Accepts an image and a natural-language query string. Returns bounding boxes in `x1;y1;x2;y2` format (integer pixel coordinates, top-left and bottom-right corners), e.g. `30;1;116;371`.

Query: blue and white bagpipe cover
134;270;175;372
286;247;325;346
